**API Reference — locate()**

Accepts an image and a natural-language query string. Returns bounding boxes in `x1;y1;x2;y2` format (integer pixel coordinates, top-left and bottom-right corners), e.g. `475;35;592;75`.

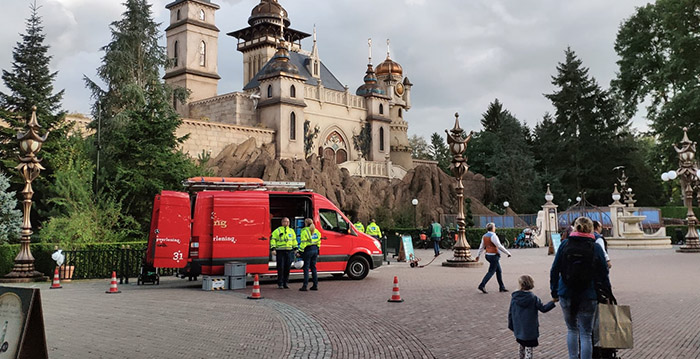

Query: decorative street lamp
411;198;418;228
661;127;700;253
502;201;510;228
542;184;558;255
1;107;49;282
442;113;481;267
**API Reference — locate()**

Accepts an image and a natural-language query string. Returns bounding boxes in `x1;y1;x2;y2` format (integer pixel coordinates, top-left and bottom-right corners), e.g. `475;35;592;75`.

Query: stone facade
162;0;415;172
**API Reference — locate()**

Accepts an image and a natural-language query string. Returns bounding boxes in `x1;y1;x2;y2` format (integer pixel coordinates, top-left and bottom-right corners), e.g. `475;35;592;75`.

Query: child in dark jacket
508;274;556;359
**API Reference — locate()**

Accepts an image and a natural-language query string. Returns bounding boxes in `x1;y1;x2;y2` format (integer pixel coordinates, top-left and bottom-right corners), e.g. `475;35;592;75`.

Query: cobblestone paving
5;246;699;358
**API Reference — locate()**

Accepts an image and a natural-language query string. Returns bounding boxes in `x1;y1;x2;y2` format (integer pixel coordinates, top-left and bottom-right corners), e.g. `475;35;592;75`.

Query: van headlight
373;239;382;250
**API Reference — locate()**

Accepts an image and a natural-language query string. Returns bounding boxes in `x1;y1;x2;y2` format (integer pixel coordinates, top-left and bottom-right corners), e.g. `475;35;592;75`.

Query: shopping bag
595;303;633;349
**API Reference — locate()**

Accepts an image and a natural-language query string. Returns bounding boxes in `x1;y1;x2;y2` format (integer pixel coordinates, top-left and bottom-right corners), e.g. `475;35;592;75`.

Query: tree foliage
84;0;200;231
0;172;21;244
613;0;700;168
429;132;451;174
409;134;430;160
352;122;372;160
303;119;320;158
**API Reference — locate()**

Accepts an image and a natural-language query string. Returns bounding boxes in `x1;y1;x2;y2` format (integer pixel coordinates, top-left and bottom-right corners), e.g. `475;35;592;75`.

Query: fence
59;247;177;284
472;214;537;228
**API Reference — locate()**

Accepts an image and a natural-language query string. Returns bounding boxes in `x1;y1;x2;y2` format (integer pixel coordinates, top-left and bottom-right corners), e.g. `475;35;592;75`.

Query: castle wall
176;118;274;158
188;92;257;126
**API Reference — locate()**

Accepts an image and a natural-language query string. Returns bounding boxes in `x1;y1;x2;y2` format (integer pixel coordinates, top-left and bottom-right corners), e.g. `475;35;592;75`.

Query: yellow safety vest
354;222;365;233
271;226;297;250
300;227;322;251
366;222;382;237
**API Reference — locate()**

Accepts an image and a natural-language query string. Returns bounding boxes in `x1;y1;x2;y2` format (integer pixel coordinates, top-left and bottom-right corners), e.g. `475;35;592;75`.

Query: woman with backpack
550;217;611;359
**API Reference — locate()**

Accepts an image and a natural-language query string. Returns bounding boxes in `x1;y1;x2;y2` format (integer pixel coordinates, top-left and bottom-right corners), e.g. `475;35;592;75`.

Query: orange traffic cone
49;267;62;289
247;274;263;300
388;276;404;303
105;271;121;294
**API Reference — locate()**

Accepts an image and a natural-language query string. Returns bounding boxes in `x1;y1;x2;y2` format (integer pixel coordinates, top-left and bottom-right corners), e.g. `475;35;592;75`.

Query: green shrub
660;206;700;219
386;227;526;250
665;225;697;244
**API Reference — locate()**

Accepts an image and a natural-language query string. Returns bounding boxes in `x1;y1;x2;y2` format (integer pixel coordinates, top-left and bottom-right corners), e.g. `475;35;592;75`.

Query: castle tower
375;40;413;169
356;39;391;162
164;0;221;116
228;0;311;87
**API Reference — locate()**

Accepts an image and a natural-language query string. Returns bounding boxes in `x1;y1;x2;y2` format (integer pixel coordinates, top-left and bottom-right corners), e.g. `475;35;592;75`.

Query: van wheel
346;256;370;280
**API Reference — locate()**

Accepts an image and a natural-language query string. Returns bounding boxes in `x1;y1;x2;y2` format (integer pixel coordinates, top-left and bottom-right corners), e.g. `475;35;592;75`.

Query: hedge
660;206;700;220
665;225;699;244
385;227;526;250
0;241;148;277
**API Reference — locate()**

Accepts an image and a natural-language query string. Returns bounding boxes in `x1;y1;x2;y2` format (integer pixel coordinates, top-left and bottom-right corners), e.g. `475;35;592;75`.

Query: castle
163;0;416;177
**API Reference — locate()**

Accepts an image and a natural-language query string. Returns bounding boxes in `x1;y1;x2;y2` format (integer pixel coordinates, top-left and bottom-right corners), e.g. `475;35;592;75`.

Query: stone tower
163;0;221;116
228;0;311;87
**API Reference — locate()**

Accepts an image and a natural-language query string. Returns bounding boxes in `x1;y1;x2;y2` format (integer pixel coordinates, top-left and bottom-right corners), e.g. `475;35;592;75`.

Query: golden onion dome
249;0;289;27
376;57;403;77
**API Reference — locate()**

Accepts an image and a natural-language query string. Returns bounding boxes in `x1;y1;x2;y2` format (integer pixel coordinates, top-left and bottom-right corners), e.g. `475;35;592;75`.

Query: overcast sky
1;0;651;138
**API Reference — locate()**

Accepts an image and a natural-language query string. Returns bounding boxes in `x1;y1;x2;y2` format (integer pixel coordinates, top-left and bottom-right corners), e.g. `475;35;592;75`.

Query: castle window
267;85;272;98
290;85;296;98
176;9;181;20
379;104;384;115
173;41;179;67
199;9;205;21
399;108;402;118
199;41;206;66
314;61;319;76
290;112;297;140
379;127;385;151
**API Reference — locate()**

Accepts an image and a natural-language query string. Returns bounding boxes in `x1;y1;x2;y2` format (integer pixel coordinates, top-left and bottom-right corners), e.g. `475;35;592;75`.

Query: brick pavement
5;246;699;358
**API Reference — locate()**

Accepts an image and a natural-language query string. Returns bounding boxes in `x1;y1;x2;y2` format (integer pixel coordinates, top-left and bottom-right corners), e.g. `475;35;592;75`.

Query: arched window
379;104;384;115
173;41;179;67
398;108;402;118
379;127;385;151
199;41;206;66
290;85;296;98
176;9;181;20
290;112;297;140
199;9;205;21
267;85;272;98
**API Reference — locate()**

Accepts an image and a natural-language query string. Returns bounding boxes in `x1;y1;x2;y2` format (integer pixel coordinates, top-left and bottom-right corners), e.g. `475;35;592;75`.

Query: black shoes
499;288;509;292
278;285;284;289
478;286;487;294
299;287;308;291
310;286;318;291
283;285;290;289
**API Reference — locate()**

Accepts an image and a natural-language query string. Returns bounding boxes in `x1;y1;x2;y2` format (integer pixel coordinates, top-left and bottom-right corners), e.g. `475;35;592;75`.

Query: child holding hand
508;275;556;359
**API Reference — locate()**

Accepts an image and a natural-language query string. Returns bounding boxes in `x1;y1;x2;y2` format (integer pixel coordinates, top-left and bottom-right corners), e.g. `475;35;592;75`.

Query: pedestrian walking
508;274;556;359
550;216;612;359
270;217;297;289
430;219;442;257
299;218;321;291
593;221;611;269
475;222;512;293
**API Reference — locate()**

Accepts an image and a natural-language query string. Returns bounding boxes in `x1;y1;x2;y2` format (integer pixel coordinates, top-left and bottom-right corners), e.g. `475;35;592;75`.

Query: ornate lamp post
542;184;558;255
411;198;418;228
443;113;481;267
662;127;700;253
1;107;49;282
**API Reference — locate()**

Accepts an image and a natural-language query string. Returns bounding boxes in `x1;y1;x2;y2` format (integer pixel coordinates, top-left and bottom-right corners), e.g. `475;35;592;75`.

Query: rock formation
207;138;496;226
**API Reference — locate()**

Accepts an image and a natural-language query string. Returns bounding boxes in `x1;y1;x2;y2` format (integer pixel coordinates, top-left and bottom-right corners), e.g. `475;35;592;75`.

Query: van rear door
150;191;191;268
211;191;270;274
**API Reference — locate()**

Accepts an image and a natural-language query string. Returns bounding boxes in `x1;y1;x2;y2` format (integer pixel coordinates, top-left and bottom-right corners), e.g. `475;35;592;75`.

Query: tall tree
0;2;68;223
535;48;635;205
429;132;451;174
0;172;21;244
409;134;430;160
613;0;700;169
84;0;198;231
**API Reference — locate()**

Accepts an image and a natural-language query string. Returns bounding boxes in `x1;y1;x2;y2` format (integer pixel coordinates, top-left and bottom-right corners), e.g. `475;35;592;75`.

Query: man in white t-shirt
475;222;512;293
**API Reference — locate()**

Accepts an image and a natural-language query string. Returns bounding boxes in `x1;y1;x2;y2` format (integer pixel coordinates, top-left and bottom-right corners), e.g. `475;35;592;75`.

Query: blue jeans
560;296;597;359
479;254;505;289
432;237;440;256
302;245;319;288
276;250;294;287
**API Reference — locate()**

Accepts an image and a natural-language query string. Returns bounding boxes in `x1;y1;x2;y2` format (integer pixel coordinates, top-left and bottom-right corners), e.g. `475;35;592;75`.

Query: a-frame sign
0;287;48;359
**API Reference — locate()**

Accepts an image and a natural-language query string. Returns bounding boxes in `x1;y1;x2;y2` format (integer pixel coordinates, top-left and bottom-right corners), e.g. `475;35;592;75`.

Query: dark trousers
479;254;505;289
276;249;294;286
432;237;440;255
302;245;319;288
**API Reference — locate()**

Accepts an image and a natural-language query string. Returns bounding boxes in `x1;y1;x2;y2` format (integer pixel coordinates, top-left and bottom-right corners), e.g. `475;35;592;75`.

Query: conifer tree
429;132;451;174
0;172;21;244
84;0;198;230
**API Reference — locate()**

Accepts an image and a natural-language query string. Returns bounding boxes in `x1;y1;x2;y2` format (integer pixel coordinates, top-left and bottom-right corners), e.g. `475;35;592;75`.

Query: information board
0;287;47;359
551;233;562;255
401;235;416;262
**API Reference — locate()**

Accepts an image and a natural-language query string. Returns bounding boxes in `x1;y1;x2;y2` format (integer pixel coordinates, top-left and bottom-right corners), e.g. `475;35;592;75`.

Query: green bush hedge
0;241;148;277
665;225;698;244
660;206;700;219
385;227;526;250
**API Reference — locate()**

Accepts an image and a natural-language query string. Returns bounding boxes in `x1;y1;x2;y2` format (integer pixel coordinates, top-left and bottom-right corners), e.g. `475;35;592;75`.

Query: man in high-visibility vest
299;218;321;291
365;219;382;239
353;218;365;233
271;217;297;289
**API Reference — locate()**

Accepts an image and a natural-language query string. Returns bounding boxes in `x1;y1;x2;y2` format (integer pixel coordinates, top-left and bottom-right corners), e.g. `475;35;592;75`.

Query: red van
145;177;383;280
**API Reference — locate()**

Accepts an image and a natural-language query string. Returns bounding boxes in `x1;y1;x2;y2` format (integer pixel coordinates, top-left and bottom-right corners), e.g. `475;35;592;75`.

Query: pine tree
84;0;198;231
0;1;68;223
536;48;634;205
429;132;451;174
0;172;21;244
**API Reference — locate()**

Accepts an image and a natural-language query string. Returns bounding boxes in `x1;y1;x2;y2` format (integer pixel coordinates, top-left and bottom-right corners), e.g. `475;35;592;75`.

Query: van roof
184;177;307;192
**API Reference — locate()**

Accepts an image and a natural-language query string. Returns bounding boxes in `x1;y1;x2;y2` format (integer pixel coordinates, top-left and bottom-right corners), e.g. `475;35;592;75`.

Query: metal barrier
59;247;177;284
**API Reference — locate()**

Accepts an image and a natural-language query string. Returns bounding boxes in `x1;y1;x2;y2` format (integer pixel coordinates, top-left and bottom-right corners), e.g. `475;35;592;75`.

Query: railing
59;247;177;284
338;159;408;180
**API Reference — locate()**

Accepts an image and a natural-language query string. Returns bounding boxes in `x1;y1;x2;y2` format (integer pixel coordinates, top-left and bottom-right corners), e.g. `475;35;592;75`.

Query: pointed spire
682;127;692;144
313;24;317;42
311;24;319;58
368;38;373;64
386;38;391;59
